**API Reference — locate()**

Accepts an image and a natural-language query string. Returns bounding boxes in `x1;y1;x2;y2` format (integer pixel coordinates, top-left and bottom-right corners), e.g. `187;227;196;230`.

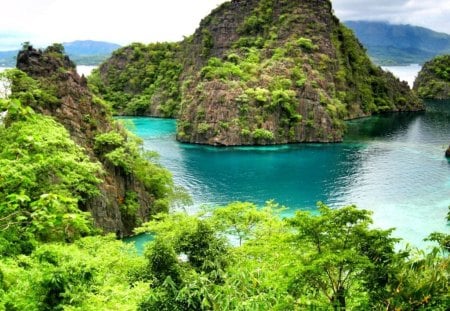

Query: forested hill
0;40;121;66
413;54;450;99
1;44;175;237
92;0;423;147
345;21;450;65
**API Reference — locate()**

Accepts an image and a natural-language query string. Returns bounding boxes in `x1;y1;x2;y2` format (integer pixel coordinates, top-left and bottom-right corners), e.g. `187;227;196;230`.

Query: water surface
76;65;96;77
122;101;450;248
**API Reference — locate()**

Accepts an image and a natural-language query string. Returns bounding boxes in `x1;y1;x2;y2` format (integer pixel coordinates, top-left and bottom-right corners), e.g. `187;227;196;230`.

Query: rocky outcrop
446;145;450;158
175;0;423;146
93;0;423;146
16;45;162;236
413;55;450;100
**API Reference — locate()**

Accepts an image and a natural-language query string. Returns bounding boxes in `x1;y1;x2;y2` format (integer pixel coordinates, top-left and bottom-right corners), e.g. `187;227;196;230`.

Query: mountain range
0;40;121;66
345;21;450;65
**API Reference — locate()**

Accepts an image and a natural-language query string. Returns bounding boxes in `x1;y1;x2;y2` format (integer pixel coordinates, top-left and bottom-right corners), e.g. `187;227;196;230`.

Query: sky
1;0;450;50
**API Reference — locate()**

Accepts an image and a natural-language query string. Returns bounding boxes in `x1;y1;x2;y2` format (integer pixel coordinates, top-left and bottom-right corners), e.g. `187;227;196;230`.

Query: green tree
210;201;281;246
0;102;101;255
289;203;397;310
385;247;449;310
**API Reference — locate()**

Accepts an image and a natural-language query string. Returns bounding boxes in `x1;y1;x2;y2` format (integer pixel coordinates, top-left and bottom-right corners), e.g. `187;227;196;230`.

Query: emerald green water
121;100;450;249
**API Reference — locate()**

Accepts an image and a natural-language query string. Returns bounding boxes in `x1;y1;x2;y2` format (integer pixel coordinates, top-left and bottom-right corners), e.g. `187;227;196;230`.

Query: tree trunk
332;286;346;310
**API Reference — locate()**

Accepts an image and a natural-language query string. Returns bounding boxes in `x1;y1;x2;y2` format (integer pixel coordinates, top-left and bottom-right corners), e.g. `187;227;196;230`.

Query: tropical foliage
89;42;182;117
414;54;450;99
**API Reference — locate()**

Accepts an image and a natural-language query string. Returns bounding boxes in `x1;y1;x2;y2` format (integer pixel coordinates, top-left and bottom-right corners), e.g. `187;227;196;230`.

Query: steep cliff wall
93;0;423;146
15;45;173;236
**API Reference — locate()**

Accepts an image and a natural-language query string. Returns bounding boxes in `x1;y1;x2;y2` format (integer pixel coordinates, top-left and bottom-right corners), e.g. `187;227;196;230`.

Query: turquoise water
120;101;450;249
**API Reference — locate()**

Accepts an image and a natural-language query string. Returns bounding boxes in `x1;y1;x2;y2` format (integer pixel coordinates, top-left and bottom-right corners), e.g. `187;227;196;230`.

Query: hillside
0;40;121;66
92;0;423;146
1;44;174;237
413;54;450;99
345;21;450;65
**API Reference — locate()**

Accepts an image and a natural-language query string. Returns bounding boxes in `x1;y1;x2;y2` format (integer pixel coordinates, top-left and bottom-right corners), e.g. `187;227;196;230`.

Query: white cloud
0;0;449;51
1;0;226;49
332;0;450;34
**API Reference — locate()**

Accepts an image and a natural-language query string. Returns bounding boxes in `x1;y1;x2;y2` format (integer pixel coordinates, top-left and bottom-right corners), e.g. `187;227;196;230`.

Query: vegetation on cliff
2;44;177;237
89;42;182;117
413;54;450;99
91;0;423;146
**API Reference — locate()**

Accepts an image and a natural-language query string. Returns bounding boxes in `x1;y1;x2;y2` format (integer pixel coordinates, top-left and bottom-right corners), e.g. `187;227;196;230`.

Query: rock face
413;55;450;100
176;0;423;145
93;0;423;146
446;146;450;158
16;45;159;236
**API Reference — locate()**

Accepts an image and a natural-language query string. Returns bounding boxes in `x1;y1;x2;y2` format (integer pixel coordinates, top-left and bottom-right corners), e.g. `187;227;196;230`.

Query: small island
413;54;450;100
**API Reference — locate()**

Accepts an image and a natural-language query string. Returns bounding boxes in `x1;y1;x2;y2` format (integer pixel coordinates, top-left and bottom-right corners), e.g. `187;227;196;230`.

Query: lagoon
122;100;450;249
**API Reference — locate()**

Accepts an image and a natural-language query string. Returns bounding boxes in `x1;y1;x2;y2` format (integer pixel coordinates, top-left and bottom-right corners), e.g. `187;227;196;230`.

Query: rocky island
91;0;423;146
413;54;450;100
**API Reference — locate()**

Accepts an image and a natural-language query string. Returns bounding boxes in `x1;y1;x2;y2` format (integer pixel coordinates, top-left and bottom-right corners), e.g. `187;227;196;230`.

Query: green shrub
252;128;274;141
197;122;212;134
297;37;318;52
94;131;125;152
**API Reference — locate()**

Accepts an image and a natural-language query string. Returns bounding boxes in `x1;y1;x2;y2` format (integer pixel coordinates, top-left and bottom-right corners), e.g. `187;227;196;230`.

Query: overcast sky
1;0;449;50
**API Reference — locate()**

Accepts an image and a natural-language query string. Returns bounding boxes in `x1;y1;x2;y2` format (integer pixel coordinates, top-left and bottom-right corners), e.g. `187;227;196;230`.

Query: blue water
119;100;450;248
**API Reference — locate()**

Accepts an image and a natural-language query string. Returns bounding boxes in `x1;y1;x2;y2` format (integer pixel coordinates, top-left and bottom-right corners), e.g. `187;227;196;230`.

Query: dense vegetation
0;42;182;241
91;0;422;146
0;51;448;311
0;3;447;310
413;55;450;99
89;42;182;117
13;44;181;235
1;200;448;310
345;21;450;65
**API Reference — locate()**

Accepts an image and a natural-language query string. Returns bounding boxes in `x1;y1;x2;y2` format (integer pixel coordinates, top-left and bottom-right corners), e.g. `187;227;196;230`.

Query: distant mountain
345;21;450;65
63;40;121;56
0;50;17;67
0;40;121;67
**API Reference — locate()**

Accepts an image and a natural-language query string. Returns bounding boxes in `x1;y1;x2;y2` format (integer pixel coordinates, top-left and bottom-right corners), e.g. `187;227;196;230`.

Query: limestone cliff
16;45;173;236
93;0;423;146
413;55;450;100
